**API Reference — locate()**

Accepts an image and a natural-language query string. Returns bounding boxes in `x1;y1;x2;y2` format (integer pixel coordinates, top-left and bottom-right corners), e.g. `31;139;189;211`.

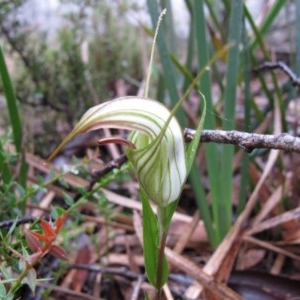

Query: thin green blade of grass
238;21;251;214
187;91;217;247
194;0;221;245
220;0;243;238
169;57;216;246
189;164;217;247
141;191;168;288
160;0;177;57
204;0;226;42
146;0;185;127
250;0;286;51
243;7;274;108
244;5;286;132
0;44;22;153
181;3;194;92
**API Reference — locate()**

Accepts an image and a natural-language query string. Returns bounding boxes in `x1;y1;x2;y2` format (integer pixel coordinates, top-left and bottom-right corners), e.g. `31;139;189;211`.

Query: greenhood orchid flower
48;96;187;207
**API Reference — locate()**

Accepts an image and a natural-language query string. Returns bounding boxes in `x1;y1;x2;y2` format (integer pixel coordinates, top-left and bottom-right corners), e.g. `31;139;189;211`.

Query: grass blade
220;0;243;237
146;0;185;126
0;44;22;153
238;21;251;214
250;0;286;51
194;0;221;244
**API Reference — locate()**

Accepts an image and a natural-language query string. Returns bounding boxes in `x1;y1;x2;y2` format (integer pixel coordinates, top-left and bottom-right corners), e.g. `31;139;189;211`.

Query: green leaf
146;0;186;126
194;0;222;246
0;267;11;281
141;192;168;288
0;281;7;298
0;44;22;152
63;193;74;206
219;0;243;238
0;44;27;191
6;217;18;239
24;269;37;294
250;0;286;51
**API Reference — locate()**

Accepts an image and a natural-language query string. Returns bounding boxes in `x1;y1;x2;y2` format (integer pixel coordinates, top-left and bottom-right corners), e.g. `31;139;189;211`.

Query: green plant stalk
194;0;221;245
250;0;286;51
145;9;166;98
205;0;226;41
169;45;231;248
156;207;168;299
244;4;286;131
164;44;231;231
182;5;194;92
0;44;27;192
0;44;22;153
146;0;186;126
160;0;176;56
243;7;274;108
155;232;167;299
220;0;243;237
189;164;217;247
238;20;251;214
181;1;217;246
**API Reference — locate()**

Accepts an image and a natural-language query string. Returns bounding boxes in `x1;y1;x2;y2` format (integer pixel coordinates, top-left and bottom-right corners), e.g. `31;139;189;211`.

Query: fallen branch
254;61;300;88
85;129;300;184
186;129;300;153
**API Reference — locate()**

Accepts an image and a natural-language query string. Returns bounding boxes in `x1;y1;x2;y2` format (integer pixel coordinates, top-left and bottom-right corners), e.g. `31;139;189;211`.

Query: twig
187;129;300;153
69;264;143;280
91;154;128;179
254;61;300;88
130;275;144;300
91;129;300;185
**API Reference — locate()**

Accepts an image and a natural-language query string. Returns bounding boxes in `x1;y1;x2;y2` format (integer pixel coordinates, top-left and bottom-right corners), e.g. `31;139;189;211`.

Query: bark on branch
186;129;300;153
90;129;300;183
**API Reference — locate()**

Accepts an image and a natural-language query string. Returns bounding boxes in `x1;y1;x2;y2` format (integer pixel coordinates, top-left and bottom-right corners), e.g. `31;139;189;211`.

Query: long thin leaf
250;0;286;51
194;0;221;244
142;191;168;288
146;0;186;126
238;20;251;214
0;44;22;152
220;0;243;237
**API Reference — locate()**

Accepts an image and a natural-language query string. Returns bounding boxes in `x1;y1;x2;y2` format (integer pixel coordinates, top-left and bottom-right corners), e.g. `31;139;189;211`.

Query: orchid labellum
48;96;187;207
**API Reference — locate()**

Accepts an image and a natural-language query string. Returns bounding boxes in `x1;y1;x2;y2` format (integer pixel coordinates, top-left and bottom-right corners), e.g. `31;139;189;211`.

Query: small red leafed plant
25;213;69;265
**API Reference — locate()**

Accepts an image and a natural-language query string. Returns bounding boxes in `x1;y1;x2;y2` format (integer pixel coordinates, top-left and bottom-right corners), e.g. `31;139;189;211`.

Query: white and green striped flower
48;96;187;207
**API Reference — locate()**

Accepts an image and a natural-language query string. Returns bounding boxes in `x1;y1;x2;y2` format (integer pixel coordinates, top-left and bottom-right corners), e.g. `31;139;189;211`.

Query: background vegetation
1;0;300;299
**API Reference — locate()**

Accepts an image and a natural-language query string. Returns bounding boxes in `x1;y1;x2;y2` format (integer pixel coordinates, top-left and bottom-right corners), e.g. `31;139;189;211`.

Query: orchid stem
155;230;167;299
156;207;168;299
